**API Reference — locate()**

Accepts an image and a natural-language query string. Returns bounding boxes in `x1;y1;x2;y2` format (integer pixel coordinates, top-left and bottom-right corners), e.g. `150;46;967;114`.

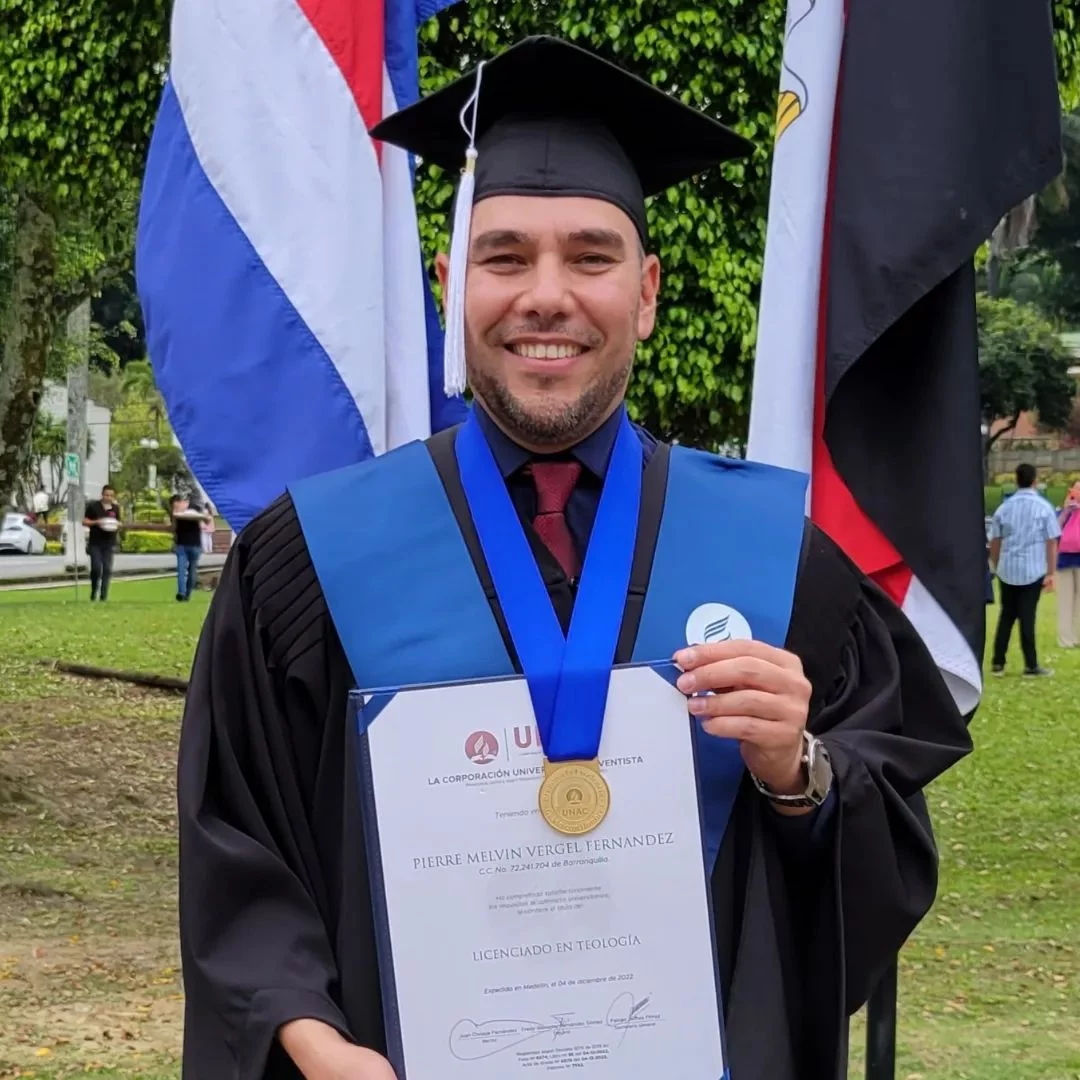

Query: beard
469;355;632;450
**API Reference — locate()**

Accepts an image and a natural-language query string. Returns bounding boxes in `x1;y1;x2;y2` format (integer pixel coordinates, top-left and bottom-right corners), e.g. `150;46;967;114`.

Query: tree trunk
983;411;1021;476
65;300;90;566
986;252;1001;298
0;195;57;505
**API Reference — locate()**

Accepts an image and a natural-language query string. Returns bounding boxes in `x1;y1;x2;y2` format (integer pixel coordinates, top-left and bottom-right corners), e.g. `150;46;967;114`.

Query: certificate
355;662;726;1079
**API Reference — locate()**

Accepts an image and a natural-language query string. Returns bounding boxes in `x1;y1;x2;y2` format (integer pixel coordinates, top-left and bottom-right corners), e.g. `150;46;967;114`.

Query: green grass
0;580;207;1079
0;579;210;680
1;580;1077;1078
846;596;1080;1079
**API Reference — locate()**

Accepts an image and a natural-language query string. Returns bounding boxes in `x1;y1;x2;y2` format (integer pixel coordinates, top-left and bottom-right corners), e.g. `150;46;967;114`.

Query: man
170;494;211;602
989;462;1060;675
177;37;971;1080
83;484;120;602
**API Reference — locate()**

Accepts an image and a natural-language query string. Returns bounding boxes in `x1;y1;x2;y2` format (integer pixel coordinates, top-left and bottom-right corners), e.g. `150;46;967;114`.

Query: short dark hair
102;484;115;495
1016;463;1037;489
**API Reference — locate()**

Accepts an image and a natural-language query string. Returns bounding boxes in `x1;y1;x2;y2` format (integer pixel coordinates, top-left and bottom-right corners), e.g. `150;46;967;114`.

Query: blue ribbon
455;407;642;761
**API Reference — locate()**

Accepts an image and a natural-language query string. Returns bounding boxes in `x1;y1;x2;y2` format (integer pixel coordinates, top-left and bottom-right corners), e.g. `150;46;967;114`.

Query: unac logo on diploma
464;730;499;765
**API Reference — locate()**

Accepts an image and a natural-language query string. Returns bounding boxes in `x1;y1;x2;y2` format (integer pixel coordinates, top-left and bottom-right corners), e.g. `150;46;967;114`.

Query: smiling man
177;36;971;1080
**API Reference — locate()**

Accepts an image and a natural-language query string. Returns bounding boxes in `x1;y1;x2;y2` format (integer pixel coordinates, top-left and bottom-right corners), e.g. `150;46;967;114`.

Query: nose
512;253;575;320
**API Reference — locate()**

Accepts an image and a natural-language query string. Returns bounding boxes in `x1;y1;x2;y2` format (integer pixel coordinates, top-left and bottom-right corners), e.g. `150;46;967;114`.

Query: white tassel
444;61;485;399
443;148;476;397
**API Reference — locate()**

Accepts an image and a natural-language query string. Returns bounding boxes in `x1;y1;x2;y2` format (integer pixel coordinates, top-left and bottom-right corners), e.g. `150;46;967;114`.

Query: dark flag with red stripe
749;0;1062;715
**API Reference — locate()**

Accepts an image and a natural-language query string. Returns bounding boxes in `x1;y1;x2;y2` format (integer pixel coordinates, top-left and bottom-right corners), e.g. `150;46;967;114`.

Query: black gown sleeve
176;502;354;1079
784;529;974;1016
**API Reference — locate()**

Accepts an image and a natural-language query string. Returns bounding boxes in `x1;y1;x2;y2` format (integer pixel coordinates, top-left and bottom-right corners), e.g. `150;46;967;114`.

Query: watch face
808;741;833;797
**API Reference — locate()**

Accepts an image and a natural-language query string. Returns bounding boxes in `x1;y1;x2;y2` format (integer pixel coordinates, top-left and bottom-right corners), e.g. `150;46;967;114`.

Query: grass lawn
0;578;1077;1079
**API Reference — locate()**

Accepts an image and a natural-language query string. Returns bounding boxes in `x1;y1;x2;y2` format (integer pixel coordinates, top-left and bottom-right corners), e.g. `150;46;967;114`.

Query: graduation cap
371;35;753;397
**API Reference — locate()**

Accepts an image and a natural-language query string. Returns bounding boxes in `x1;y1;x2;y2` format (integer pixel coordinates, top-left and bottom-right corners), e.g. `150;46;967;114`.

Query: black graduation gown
176;431;972;1080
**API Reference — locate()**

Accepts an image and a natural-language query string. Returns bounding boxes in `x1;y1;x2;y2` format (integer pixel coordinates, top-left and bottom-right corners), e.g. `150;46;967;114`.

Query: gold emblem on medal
538;759;609;835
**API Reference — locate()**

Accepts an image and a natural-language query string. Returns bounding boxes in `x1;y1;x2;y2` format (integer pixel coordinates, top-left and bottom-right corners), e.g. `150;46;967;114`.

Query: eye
480;253;525;267
575;253;615;267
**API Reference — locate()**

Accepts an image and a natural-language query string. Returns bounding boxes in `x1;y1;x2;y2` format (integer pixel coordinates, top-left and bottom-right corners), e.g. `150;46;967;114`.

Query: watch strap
751;730;831;808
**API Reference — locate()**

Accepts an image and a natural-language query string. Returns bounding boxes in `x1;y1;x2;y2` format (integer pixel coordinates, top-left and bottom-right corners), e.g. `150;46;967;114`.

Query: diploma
355;662;726;1079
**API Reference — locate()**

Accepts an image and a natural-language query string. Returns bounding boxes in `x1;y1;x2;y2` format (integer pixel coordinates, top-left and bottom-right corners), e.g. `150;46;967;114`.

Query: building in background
38;381;112;505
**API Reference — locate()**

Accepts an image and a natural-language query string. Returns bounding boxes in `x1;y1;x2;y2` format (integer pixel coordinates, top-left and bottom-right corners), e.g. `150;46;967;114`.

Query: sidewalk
0;552;227;589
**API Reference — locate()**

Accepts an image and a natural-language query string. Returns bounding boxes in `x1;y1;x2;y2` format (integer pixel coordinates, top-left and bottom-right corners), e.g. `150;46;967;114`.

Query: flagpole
865;961;898;1080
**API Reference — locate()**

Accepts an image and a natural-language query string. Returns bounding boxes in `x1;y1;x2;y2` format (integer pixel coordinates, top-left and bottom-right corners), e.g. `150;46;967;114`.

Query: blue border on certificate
350;660;734;1080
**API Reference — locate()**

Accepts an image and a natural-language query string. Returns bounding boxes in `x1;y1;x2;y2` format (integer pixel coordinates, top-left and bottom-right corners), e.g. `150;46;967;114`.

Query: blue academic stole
290;423;807;872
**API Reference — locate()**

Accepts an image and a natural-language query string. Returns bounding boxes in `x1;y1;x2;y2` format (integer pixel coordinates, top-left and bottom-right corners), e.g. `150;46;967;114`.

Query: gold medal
538;758;610;835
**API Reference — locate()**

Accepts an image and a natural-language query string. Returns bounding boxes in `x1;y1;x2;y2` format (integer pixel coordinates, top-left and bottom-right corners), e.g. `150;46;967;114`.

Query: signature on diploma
448;993;656;1060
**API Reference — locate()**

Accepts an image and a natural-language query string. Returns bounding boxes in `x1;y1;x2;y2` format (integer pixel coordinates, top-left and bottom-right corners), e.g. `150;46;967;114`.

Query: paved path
0;553;226;583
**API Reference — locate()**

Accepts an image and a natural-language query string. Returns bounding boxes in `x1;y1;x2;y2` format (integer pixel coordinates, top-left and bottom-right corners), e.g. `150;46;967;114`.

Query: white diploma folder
353;661;728;1079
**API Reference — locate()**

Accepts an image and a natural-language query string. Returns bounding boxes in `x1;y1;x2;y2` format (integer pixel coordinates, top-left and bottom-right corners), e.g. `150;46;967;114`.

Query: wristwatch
751;730;833;808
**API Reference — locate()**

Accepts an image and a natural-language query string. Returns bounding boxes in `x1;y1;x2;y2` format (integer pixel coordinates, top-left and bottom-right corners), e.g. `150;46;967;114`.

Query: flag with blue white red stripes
135;0;465;533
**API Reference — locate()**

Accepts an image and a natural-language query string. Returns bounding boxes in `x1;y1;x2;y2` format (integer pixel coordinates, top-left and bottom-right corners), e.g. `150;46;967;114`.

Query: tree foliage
416;0;786;447
0;0;168;502
1012;108;1080;324
1053;0;1080;110
12;410;95;515
978;294;1075;455
105;360;192;513
0;0;169;227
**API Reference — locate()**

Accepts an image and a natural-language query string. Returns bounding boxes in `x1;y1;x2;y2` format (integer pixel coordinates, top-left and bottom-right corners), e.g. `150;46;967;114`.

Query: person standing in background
83;484;120;602
171;494;212;602
988;463;1061;675
1055;480;1080;648
199;501;216;556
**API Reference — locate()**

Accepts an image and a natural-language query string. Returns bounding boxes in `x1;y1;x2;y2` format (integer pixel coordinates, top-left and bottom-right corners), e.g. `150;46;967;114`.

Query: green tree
978;294;1075;464
0;0;169;504
1017;108;1080;324
109;360;191;515
12;410;95;515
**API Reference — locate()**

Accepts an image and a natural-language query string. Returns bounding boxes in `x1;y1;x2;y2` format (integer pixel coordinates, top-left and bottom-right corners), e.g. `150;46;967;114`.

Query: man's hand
1044;573;1056;593
279;1019;397;1079
673;640;812;798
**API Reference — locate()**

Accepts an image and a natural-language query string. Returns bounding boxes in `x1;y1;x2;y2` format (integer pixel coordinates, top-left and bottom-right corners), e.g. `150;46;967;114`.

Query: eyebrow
471;229;530;253
470;227;628;255
565;228;626;253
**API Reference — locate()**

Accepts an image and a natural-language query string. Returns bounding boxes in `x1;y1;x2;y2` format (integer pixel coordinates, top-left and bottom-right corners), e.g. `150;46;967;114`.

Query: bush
121;530;173;554
1045;485;1068;509
132;498;170;524
44;540;62;555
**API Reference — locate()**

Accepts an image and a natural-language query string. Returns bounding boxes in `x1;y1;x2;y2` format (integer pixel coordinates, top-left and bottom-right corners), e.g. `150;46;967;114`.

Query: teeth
510;343;586;359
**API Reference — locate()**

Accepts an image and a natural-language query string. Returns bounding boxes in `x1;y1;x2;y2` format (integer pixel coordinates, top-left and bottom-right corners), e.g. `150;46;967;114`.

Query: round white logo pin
685;603;752;646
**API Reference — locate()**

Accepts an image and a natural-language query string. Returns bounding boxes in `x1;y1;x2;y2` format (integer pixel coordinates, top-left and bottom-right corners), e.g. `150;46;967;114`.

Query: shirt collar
472;403;628;481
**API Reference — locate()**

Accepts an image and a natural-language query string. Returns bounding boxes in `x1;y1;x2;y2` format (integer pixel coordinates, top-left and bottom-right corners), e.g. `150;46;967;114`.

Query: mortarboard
371;35;753;396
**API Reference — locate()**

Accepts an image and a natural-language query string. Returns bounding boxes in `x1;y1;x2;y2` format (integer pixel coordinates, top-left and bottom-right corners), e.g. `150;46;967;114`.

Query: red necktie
529;461;582;579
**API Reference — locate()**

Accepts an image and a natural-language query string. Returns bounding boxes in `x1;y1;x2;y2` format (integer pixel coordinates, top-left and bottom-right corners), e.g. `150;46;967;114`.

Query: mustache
493;320;604;348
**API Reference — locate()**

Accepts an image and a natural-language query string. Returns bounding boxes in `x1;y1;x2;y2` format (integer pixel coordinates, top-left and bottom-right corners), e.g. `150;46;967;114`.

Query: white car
0;512;47;555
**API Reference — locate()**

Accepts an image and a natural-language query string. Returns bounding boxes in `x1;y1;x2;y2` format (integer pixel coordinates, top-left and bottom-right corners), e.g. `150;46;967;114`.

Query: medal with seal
456;407;642;842
539;758;610;834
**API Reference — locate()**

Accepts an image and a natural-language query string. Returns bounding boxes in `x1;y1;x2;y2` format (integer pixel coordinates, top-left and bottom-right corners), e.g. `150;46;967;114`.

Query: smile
507;343;589;360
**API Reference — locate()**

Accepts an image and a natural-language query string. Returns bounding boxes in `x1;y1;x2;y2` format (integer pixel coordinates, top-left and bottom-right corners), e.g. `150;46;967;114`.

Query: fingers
674;638;803;674
698;714;793;745
688;688;804;726
677;654;810;699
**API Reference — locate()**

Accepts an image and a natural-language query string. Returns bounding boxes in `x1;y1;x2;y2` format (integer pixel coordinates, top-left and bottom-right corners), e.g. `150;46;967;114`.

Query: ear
636;253;661;340
434;253;450;314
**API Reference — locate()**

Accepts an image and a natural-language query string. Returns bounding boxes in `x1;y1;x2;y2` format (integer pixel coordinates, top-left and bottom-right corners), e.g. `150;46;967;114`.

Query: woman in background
200;501;216;556
1056;480;1080;648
